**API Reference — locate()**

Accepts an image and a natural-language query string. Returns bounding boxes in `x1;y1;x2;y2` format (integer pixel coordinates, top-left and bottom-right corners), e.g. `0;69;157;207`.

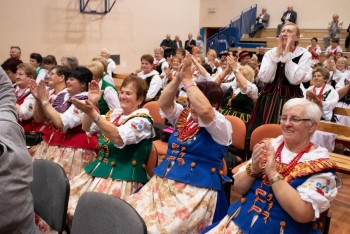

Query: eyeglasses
278;115;311;124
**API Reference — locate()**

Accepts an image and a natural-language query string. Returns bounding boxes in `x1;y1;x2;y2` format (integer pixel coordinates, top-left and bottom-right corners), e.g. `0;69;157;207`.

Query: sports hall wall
1;0;348;73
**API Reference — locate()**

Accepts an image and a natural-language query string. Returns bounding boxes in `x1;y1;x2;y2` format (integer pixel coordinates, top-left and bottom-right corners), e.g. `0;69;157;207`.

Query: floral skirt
67;170;143;225
32;141;96;179
204;215;241;234
126;176;218;234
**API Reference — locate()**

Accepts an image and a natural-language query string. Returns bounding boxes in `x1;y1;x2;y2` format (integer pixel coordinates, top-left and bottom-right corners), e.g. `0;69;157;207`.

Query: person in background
196;35;204;54
325;38;343;61
191;46;201;57
160;34;175;59
30;52;47;83
238;50;251;66
256;46;266;65
1;57;23;85
0;67;39;234
185;33;196;54
92;57;115;86
175;47;186;59
345;23;350;52
100;48;117;76
137;54;162;102
173;35;183;51
86;60;120;115
305;67;339;122
249;7;270;38
204;98;339;234
127;54;232;233
43;55;57;73
249;23;311;134
276;5;297;37
10;46;21;59
61;56;79;70
323;14;343;49
153;47;169;80
306;37;322;67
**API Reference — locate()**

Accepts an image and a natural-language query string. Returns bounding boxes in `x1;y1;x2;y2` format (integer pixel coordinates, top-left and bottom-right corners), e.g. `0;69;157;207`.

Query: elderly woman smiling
205;98;339;234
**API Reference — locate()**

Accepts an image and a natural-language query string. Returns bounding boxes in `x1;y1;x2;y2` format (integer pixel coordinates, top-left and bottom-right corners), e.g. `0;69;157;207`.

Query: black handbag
25;132;43;146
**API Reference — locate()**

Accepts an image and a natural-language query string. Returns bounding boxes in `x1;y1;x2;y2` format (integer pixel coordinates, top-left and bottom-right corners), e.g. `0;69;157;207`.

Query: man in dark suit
173;35;182;49
276;5;297;36
249;8;270;38
184;33;196;54
160;34;175;59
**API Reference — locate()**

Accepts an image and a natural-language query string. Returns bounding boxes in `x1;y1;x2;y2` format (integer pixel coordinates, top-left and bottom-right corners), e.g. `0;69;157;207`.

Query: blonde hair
207;49;217;58
238;65;255;83
86;60;104;80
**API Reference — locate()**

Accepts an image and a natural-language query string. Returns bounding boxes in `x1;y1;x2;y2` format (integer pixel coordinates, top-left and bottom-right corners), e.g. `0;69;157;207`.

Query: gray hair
283;98;322;123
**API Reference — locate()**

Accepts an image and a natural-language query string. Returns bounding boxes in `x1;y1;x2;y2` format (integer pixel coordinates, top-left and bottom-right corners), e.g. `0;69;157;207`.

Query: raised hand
264;140;278;178
251;141;266;175
227;55;237;72
36;81;49;102
88;80;103;104
29;79;39;99
71;98;96;116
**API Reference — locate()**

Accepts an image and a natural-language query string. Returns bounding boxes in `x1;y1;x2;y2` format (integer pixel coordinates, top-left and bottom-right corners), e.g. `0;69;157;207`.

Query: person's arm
258;49;279;83
290;11;297;23
103;86;121;110
336;79;350;99
284;48;312;84
263;13;270;25
192;56;210;77
0;67;17;123
158;68;182;116
264;141;314;223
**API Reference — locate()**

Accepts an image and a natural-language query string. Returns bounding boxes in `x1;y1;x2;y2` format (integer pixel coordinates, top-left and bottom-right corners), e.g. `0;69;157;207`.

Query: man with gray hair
249;8;270;38
9;46;21;59
323;14;343;49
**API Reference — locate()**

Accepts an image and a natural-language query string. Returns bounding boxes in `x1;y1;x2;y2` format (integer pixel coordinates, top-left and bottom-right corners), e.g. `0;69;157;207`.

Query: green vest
85;114;153;184
98;78;117;115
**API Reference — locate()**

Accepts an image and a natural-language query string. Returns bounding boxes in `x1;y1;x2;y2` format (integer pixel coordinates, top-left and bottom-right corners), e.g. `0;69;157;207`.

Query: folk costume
127;104;232;234
204;136;338;234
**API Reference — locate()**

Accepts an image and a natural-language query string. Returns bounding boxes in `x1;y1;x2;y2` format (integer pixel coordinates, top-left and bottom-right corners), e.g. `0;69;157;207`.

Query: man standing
276;5;297;37
185;33;196;54
9;46;21;59
173;35;183;49
160;34;175;59
249;8;270;38
323;14;343;49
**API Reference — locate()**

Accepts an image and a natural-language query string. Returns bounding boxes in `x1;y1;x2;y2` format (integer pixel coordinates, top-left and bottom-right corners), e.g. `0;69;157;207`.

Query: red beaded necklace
178;117;199;142
274;141;313;177
312;83;326;99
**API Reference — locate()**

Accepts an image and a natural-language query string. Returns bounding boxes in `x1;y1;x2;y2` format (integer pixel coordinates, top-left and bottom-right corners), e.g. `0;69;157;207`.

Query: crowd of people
1;7;348;234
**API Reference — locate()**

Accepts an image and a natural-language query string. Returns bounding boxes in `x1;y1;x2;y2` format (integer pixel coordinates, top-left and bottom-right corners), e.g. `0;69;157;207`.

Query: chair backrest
249;124;282;151
71;192;147;234
30;160;70;232
143;101;165;124
225;115;246;150
146;143;158;177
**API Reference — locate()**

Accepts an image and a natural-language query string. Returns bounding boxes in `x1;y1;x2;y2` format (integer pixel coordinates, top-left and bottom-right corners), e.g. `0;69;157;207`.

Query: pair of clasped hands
251;140;279;179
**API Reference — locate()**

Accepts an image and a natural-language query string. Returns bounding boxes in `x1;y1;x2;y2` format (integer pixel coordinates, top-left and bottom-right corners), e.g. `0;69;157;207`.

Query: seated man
323;14;343;49
276;5;297;37
249;8;270;38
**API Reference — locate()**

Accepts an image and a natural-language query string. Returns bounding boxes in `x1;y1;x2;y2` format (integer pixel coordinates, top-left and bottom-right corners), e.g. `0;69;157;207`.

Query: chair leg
323;214;331;234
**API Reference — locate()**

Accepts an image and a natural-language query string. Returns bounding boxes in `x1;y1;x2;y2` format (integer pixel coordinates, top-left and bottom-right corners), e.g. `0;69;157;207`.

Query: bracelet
269;173;284;185
233;68;239;75
42;101;50;107
245;162;261;178
93;115;101;123
183;81;197;91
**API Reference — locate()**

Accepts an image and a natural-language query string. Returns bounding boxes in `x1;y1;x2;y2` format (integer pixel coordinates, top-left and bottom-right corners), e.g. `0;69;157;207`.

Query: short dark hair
53;65;70;78
141;54;154;64
311;37;318;42
121;74;148;105
43;55;57;65
196;81;224;109
30;53;43;65
1;57;23;73
67;66;93;91
312;66;329;80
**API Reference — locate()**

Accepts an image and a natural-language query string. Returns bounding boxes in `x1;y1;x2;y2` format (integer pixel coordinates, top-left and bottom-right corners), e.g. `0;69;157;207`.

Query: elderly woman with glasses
204;98;339;234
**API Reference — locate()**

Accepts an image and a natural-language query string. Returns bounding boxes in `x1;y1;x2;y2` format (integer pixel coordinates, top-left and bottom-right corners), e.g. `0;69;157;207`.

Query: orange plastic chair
225;116;246;151
146;144;158;177
143;101;165;124
249;124;282;151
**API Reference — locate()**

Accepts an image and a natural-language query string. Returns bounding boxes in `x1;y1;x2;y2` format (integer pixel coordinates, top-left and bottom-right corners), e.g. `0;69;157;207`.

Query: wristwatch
269;173;284;185
93;115;101;123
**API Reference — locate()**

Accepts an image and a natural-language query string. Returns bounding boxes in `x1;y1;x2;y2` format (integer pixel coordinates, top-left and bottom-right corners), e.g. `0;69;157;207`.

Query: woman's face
5;70;16;83
312;71;326;87
119;82;143;115
65;77;85;96
280;106;314;146
141;59;153;74
44;63;55;71
154;50;162;60
336;60;346;70
311;39;317;46
280;25;298;47
47;68;65;88
195;57;203;65
16;68;32;89
172;58;180;70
